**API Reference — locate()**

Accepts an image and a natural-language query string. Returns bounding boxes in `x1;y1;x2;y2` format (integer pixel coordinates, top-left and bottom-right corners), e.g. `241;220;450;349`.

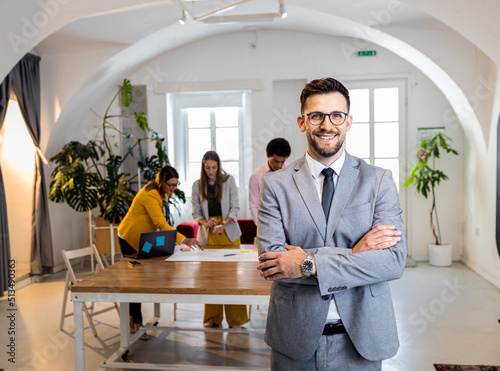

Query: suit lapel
293;157;326;240
326;153;359;239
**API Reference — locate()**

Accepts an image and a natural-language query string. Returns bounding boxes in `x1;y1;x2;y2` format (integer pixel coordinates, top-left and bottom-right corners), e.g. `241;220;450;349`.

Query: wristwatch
301;254;314;277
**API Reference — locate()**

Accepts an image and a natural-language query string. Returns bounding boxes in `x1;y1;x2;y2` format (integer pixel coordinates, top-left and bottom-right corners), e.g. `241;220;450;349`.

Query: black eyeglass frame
302;111;349;126
166;181;181;188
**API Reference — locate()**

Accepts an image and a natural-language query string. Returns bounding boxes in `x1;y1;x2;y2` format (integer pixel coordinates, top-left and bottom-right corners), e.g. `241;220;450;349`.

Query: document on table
167;246;259;262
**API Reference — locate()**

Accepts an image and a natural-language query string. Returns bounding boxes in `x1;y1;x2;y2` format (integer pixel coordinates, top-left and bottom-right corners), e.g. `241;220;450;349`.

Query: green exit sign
358;50;377;56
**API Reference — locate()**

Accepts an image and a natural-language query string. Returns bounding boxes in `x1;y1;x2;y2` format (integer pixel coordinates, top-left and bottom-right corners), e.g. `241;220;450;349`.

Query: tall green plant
49;79;185;224
403;132;458;245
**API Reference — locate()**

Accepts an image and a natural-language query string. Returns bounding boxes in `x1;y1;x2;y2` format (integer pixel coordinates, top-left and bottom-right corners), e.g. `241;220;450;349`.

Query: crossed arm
256;224;402;280
255;165;406;282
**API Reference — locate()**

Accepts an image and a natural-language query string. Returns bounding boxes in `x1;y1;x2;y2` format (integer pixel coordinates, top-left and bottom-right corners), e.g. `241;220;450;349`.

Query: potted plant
49;79;185;246
403;132;459;266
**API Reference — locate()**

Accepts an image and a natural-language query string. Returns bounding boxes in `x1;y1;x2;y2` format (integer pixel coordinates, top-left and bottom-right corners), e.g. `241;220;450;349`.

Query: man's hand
352;225;401;253
256;243;308;281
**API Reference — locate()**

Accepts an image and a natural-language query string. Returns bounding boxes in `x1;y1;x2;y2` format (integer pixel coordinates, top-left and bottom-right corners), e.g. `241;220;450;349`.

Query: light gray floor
1;261;499;371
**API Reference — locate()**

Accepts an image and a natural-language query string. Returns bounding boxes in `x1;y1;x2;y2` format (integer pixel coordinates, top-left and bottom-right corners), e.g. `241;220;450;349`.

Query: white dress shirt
304;150;346;322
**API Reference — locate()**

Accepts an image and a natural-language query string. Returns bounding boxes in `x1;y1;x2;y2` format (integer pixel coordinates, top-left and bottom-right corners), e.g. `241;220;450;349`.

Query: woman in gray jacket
192;150;247;328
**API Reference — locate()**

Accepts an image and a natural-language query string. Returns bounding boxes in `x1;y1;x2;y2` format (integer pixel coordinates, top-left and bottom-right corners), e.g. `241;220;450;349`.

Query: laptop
126;230;177;259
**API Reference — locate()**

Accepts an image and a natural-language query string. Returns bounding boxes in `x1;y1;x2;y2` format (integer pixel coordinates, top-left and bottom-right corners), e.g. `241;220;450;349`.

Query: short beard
307;131;345;159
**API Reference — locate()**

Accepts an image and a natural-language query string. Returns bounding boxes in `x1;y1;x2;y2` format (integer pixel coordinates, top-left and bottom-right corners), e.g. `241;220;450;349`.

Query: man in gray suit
257;77;406;370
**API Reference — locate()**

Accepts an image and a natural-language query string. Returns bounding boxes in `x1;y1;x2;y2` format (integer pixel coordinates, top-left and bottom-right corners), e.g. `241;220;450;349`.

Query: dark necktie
321;168;335;221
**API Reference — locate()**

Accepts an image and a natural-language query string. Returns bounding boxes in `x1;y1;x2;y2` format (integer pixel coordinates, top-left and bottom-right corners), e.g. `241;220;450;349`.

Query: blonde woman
191;151;248;328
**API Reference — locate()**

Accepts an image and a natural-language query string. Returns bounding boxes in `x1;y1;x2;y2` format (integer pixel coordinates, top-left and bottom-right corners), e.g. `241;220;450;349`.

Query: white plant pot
428;243;452;267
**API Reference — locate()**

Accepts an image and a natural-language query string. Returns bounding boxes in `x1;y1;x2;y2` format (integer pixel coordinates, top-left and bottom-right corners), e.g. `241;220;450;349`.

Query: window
345;80;406;191
186;106;241;191
0;98;36;273
167;91;251;204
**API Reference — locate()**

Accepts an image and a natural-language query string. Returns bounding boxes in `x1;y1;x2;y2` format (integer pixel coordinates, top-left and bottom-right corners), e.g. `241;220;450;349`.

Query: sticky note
240;250;249;253
156;236;165;246
252;249;258;251
180;246;191;251
142;241;153;253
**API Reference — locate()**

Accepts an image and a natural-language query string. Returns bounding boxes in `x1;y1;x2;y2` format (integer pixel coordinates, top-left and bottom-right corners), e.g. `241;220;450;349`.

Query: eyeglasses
302;111;348;126
166;181;180;188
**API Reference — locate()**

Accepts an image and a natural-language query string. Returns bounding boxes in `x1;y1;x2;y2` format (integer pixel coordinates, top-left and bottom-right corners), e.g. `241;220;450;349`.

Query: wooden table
71;249;271;370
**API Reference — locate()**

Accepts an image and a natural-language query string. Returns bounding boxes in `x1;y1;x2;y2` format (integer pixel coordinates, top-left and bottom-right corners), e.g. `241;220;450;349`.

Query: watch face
303;260;313;271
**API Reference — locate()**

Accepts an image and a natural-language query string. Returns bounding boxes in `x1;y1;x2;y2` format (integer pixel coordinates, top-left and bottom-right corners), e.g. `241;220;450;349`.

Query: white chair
60;244;119;336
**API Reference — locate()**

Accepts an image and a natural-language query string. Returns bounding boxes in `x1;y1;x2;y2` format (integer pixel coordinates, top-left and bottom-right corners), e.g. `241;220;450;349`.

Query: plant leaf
139;155;163;182
121;79;133;107
135;111;149;131
125;134;134;157
98;174;136;224
151;129;169;164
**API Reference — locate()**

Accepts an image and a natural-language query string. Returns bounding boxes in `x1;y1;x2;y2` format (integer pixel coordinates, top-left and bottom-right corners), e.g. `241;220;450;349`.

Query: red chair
176;220;199;239
237;219;257;244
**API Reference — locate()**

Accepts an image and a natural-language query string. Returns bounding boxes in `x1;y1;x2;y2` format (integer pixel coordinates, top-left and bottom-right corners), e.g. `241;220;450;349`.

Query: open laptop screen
131;230;177;259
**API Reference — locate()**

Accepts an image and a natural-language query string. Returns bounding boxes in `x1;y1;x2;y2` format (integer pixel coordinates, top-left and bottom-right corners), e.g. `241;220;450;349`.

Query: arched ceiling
1;0;498;160
3;0;500;79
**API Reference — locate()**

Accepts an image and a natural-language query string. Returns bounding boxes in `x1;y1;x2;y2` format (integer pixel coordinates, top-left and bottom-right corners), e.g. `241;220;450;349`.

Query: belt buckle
323;321;345;336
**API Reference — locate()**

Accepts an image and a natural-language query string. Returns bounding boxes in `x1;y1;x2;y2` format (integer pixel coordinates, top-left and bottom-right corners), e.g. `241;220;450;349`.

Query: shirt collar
305;150;346;179
266;160;287;173
265;161;272;173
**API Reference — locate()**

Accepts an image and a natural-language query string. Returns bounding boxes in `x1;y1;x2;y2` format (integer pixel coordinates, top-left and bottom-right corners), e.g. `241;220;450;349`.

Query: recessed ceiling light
179;11;187;25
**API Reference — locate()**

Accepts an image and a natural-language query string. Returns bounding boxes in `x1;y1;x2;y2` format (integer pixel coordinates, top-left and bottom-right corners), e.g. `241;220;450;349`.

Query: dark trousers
118;237;142;324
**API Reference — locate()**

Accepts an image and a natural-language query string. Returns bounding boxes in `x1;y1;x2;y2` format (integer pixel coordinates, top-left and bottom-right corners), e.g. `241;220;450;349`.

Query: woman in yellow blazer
118;166;199;338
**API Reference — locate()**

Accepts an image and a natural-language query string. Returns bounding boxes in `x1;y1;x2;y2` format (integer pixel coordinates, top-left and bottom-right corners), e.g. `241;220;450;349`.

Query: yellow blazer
118;186;185;250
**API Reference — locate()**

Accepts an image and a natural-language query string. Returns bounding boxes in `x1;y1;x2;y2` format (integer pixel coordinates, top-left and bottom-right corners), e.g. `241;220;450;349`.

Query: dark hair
199;150;229;203
145;165;178;199
300;77;350;113
266;138;291;158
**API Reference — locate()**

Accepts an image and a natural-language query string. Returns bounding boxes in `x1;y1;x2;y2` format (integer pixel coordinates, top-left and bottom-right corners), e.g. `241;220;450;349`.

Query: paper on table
167;246;259;262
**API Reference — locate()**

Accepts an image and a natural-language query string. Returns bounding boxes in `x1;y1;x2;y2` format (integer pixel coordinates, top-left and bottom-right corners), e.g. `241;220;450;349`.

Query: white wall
126;30;464;262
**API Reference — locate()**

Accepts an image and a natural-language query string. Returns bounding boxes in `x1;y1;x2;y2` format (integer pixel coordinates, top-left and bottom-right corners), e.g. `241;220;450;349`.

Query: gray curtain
0;54;53;278
0;75;12;295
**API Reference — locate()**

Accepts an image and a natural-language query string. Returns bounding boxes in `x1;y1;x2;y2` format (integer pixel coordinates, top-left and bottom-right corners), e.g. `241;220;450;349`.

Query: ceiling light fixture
175;0;288;24
203;13;276;24
174;0;251;23
178;10;187;25
279;3;287;19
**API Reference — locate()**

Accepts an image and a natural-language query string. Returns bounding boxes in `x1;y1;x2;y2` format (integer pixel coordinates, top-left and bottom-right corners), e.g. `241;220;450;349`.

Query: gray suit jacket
192;175;241;245
258;153;406;362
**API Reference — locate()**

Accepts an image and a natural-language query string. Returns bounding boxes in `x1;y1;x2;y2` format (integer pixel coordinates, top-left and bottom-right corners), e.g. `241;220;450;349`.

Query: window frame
183;105;243;192
166;90;252;220
344;78;408;227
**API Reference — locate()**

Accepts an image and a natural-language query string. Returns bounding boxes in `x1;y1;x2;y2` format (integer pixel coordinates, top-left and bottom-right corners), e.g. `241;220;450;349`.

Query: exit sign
358;50;377;56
